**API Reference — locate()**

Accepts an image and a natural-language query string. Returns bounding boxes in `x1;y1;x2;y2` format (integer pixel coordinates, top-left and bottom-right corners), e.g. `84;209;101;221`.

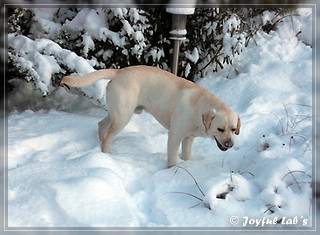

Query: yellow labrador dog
61;65;240;167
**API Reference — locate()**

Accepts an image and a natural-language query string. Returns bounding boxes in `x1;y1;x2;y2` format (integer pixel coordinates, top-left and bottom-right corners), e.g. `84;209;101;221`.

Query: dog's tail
61;69;119;88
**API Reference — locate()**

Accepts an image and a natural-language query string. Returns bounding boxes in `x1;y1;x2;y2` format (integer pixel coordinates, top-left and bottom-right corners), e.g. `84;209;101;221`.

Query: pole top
166;8;195;15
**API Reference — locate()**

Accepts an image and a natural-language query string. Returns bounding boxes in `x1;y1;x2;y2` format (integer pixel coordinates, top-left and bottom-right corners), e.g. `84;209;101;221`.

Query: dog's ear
235;116;241;135
202;109;216;133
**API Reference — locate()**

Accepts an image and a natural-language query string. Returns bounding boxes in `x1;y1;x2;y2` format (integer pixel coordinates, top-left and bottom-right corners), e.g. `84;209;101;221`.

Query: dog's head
202;108;240;151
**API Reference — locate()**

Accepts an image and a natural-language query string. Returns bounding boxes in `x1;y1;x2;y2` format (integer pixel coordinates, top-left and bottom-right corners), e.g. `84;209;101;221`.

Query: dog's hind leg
100;119;116;153
100;92;138;153
100;110;134;153
100;80;139;153
98;116;110;141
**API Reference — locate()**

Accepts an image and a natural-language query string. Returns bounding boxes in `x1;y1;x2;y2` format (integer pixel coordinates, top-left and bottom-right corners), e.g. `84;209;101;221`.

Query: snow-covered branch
8;34;95;96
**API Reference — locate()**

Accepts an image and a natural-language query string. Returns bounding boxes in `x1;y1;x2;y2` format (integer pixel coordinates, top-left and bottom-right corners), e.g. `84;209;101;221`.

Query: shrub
7;7;297;95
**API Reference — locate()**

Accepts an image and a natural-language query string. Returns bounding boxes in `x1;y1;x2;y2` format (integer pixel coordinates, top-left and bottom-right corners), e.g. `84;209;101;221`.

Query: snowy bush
180;8;297;80
8;7;301;96
8;8;173;95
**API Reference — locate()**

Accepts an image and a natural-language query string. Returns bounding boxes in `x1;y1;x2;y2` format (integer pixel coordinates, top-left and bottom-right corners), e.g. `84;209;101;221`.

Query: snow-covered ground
6;9;314;230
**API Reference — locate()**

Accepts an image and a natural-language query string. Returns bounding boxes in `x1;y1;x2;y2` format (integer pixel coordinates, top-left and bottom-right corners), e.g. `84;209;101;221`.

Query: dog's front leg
167;132;183;168
182;136;194;161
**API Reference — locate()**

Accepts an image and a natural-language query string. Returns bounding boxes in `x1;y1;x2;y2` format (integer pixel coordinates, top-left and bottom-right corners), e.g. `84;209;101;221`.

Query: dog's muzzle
214;137;233;151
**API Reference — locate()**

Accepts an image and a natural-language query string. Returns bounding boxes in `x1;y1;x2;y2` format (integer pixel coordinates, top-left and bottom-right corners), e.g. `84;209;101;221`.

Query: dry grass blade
168;192;204;202
281;170;311;180
240;171;255;177
281;166;311;191
269;111;284;134
263;204;277;214
174;166;205;197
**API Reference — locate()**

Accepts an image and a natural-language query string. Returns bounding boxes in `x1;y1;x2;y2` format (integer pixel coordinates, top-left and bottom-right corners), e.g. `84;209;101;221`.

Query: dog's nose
224;140;233;148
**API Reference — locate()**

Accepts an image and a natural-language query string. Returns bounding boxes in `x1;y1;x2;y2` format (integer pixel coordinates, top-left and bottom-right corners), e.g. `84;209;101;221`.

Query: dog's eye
217;128;225;133
231;128;236;132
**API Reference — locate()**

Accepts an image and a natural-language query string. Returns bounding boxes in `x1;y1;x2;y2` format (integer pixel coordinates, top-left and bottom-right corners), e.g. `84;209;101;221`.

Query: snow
63;8;127;47
6;9;314;230
185;47;199;63
223;14;241;34
82;33;95;57
222;14;245;58
261;10;276;25
122;19;134;36
147;47;165;63
8;33;110;104
30;8;62;39
8;35;63;96
132;31;144;42
292;8;313;46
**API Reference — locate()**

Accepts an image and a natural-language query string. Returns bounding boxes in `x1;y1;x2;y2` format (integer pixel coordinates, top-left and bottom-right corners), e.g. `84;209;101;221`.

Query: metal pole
172;40;181;76
166;8;195;76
